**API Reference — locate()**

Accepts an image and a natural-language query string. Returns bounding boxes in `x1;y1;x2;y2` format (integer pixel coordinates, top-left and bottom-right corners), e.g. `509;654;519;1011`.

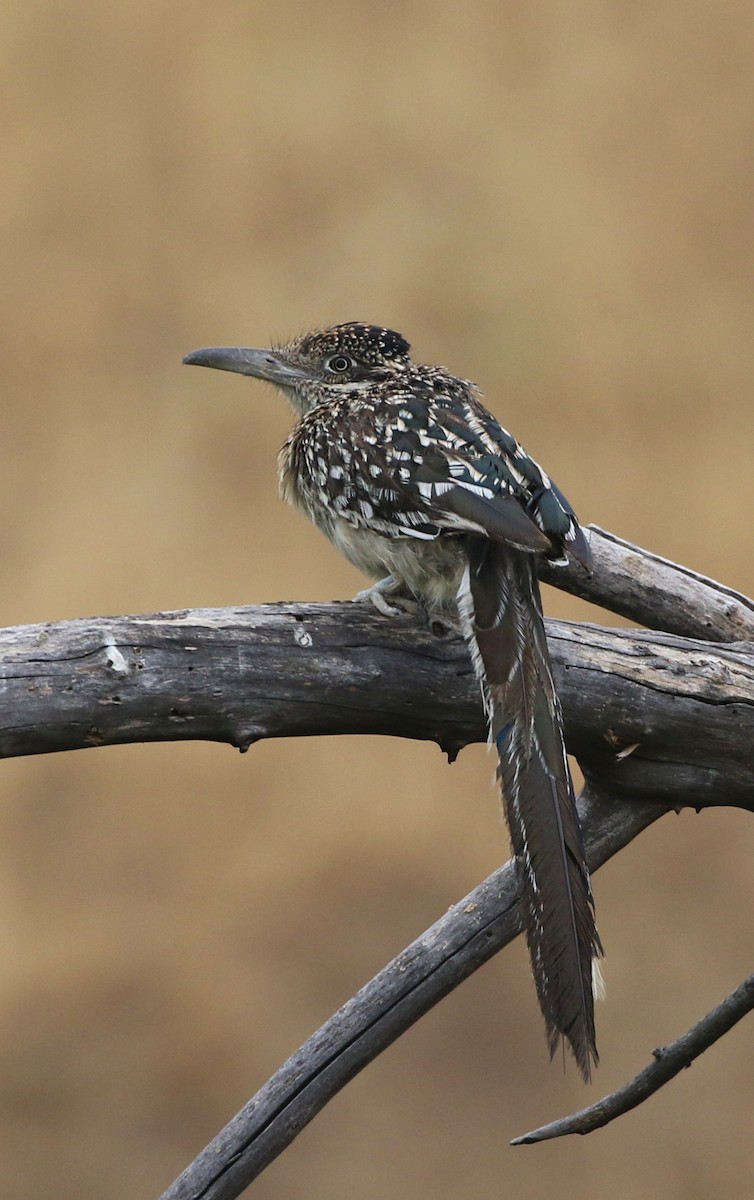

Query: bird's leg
353;575;424;618
355;576;460;638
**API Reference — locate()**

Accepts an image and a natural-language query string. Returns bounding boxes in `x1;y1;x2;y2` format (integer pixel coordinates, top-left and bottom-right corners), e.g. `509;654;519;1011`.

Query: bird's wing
313;389;589;564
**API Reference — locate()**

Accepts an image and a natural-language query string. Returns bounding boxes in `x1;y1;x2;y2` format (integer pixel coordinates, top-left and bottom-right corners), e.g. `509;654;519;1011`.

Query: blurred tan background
1;3;753;1197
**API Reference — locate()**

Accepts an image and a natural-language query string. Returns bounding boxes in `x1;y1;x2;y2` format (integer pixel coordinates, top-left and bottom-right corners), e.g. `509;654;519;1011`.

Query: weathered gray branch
540;525;754;642
1;606;752;817
0;524;750;782
159;787;664;1200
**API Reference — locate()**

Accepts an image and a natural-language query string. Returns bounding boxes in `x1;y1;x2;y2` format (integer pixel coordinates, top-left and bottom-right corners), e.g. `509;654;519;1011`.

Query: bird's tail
458;538;602;1080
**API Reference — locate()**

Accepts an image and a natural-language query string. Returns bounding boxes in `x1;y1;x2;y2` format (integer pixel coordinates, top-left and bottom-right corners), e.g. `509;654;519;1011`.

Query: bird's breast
278;431;463;606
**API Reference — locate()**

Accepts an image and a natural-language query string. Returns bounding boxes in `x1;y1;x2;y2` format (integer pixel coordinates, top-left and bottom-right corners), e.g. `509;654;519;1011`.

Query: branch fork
1;528;751;1196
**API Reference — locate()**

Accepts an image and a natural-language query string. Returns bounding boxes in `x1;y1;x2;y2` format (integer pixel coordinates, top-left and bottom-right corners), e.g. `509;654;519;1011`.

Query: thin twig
512;971;754;1145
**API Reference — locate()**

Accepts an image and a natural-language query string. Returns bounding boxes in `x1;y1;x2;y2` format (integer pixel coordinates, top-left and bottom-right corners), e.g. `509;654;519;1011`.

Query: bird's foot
353;576;423;618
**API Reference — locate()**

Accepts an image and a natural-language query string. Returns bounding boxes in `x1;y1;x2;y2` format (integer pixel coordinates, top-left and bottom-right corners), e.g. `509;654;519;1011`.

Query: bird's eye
326;354;353;373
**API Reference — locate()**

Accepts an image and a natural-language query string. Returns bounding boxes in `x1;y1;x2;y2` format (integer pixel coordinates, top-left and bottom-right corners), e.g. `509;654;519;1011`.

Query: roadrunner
184;322;602;1078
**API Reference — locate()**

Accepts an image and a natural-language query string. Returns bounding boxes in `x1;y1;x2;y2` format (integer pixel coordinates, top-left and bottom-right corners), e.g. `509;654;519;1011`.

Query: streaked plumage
184;322;603;1078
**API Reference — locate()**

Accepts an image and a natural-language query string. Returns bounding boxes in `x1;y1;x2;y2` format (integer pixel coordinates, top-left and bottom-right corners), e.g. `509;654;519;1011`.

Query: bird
184;322;603;1079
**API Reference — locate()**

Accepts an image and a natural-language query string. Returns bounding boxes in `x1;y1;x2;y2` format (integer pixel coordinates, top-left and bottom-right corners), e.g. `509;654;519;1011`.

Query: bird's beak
182;346;306;386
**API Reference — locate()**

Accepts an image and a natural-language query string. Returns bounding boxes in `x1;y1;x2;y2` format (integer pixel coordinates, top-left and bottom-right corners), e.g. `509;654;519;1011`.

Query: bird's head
183;322;412;414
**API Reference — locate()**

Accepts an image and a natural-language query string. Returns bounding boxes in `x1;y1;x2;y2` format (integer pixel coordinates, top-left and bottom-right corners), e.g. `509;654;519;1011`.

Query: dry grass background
1;3;753;1197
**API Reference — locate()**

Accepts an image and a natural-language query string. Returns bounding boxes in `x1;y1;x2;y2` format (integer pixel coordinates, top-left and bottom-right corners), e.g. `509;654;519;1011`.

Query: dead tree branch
539;525;754;641
0;605;751;826
158;787;663;1200
0;524;750;774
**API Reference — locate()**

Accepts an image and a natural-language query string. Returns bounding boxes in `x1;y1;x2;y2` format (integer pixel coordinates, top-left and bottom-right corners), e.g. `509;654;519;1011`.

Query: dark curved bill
182;346;306;386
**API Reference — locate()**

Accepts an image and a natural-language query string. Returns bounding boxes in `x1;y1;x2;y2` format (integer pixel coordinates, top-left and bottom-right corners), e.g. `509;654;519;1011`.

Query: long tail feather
459;538;602;1080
